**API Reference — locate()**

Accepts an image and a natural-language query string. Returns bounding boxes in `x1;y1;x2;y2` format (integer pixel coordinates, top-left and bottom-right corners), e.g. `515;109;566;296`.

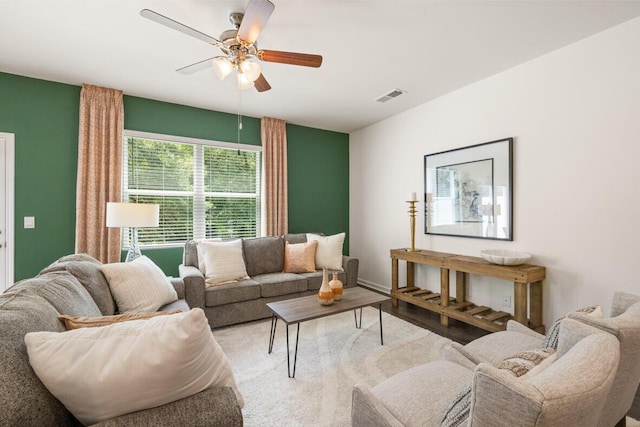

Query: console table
390;249;546;333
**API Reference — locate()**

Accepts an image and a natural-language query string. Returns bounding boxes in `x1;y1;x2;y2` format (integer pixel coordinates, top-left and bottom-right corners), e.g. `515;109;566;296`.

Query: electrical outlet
502;296;512;308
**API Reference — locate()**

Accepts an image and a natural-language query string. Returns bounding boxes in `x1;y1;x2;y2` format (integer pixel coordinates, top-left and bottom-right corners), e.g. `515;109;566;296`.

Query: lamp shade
106;203;159;228
237;72;255;90
240;60;261;81
212;57;234;80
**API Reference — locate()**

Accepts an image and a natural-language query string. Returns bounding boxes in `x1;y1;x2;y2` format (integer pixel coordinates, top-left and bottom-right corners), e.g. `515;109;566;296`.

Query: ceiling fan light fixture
212;57;234;80
240;60;261;81
237;72;255;90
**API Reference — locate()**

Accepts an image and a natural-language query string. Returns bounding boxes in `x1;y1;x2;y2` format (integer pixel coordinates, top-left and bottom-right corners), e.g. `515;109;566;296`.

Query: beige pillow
101;256;178;314
194;238;223;273
307;232;345;270
495;348;557;378
542;305;603;349
283;240;318;273
25;308;244;426
203;239;250;287
59;310;181;330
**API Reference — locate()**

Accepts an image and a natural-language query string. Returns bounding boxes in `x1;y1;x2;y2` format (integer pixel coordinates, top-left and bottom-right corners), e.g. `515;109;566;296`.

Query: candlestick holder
406;200;417;252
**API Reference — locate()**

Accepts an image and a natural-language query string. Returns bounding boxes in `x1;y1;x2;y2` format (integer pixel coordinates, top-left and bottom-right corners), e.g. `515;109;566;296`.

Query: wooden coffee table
266;287;390;377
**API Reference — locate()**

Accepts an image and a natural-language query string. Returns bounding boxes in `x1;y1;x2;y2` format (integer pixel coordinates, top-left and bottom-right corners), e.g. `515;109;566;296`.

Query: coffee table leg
354;308;363;329
286;323;300;378
268;314;278;353
379;303;384;345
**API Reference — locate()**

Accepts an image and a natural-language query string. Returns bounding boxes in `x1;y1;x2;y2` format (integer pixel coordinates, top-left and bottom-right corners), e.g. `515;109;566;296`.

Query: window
121;130;262;248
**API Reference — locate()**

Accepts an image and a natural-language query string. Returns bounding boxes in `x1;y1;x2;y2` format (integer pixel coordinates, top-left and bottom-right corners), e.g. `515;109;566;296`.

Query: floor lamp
106;202;159;262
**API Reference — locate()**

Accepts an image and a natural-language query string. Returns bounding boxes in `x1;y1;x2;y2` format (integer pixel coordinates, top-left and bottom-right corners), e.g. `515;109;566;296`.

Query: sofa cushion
542;305;603;349
283;233;308;244
194;238;223;273
0;289;73;426
495;348;557;378
203;240;251;286
307;232;345;271
101;256;178;314
25;308;244;426
243;236;284;277
205;279;261;307
370;360;473;427
39;256;117;316
159;298;191;313
11;272;102;318
184;240;199;269
283;240;318;273
453;329;546;365
59;310;182;330
299;270;347;291
252;273;308;298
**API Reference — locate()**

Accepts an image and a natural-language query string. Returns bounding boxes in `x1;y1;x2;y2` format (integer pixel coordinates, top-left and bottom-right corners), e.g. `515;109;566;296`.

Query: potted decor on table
317;268;334;305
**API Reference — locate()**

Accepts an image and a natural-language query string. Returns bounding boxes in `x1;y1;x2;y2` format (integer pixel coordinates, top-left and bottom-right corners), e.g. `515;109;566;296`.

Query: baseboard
357;279;390;295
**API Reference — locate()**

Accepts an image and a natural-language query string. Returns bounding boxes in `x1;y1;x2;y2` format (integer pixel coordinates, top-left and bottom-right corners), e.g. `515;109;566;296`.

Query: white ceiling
2;1;640;133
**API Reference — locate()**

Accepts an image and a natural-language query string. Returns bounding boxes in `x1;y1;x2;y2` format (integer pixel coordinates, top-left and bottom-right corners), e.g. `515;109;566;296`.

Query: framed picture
424;138;513;240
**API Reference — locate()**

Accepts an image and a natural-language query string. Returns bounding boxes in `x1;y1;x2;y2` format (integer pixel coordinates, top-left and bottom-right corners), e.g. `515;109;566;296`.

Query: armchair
352;319;619;427
443;291;640;427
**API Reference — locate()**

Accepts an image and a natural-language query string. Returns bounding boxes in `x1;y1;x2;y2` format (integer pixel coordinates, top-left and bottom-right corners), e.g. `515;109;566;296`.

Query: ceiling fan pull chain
237;90;243;154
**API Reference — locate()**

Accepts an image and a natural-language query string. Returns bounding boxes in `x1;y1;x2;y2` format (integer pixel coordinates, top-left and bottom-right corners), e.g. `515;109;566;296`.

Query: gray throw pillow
542;305;600;349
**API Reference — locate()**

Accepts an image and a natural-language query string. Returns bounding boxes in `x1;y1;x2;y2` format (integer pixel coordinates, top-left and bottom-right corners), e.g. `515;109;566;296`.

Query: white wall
350;16;640;327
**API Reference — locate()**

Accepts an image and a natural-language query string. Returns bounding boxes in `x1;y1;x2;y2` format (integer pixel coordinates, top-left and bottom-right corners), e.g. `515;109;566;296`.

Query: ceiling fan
140;0;323;92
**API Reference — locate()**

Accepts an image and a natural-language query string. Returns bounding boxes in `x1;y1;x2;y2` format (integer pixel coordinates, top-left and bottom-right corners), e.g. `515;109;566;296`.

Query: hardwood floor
381;298;640;421
380;298;490;345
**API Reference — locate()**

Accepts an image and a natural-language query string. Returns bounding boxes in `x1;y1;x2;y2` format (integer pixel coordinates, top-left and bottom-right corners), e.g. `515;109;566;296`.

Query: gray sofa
0;253;243;426
179;233;359;328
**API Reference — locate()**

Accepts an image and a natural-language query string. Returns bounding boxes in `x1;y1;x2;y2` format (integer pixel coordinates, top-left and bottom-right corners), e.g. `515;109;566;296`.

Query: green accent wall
287;124;350;253
1;72;349;281
0;73;81;281
124;95;261;146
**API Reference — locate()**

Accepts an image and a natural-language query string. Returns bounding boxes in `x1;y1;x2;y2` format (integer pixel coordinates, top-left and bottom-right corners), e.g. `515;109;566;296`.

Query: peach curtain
75;84;123;263
262;117;288;236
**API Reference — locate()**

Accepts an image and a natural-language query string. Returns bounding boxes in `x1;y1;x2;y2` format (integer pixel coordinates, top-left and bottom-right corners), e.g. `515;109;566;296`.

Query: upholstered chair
443;291;640;427
351;319;619;427
566;292;640;427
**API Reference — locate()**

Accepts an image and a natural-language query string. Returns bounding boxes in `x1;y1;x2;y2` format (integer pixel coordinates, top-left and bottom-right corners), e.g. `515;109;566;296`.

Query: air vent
375;89;407;103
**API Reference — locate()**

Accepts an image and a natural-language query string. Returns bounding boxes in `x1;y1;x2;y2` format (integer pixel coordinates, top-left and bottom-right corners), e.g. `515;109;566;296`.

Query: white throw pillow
101;255;178;314
193;238;222;274
24;308;244;426
203;239;250;287
307;232;345;270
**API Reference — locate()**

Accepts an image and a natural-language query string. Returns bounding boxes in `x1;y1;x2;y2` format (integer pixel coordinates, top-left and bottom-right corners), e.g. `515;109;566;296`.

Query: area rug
214;307;451;426
214;308;640;427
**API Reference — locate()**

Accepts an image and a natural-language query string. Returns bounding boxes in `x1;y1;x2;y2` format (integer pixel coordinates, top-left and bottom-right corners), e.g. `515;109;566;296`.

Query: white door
0;133;15;292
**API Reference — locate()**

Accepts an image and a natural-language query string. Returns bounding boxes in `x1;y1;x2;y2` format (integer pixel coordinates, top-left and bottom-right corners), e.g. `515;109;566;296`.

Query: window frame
121;129;263;249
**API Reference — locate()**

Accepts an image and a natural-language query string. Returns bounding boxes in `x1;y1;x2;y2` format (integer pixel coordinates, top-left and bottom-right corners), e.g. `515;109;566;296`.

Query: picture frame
424;138;513;240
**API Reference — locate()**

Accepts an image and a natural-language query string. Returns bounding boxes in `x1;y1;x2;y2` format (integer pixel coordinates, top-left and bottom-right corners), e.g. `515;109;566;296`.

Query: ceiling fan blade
258;50;323;68
237;0;275;44
176;57;217;75
254;73;271;92
140;9;222;46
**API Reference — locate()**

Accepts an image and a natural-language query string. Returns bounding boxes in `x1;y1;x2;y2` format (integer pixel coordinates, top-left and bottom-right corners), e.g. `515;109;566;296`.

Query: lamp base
125;227;142;263
125;247;142;263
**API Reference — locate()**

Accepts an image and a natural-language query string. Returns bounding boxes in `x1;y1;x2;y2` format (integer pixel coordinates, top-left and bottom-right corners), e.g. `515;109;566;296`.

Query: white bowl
480;249;531;266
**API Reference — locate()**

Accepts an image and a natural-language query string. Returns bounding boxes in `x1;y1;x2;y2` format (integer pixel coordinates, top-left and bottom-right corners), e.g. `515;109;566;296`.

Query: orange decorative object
317;268;334;305
329;272;343;301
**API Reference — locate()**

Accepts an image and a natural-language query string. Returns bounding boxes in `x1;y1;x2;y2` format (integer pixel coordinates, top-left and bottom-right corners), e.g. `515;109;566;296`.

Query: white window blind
122;131;261;248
